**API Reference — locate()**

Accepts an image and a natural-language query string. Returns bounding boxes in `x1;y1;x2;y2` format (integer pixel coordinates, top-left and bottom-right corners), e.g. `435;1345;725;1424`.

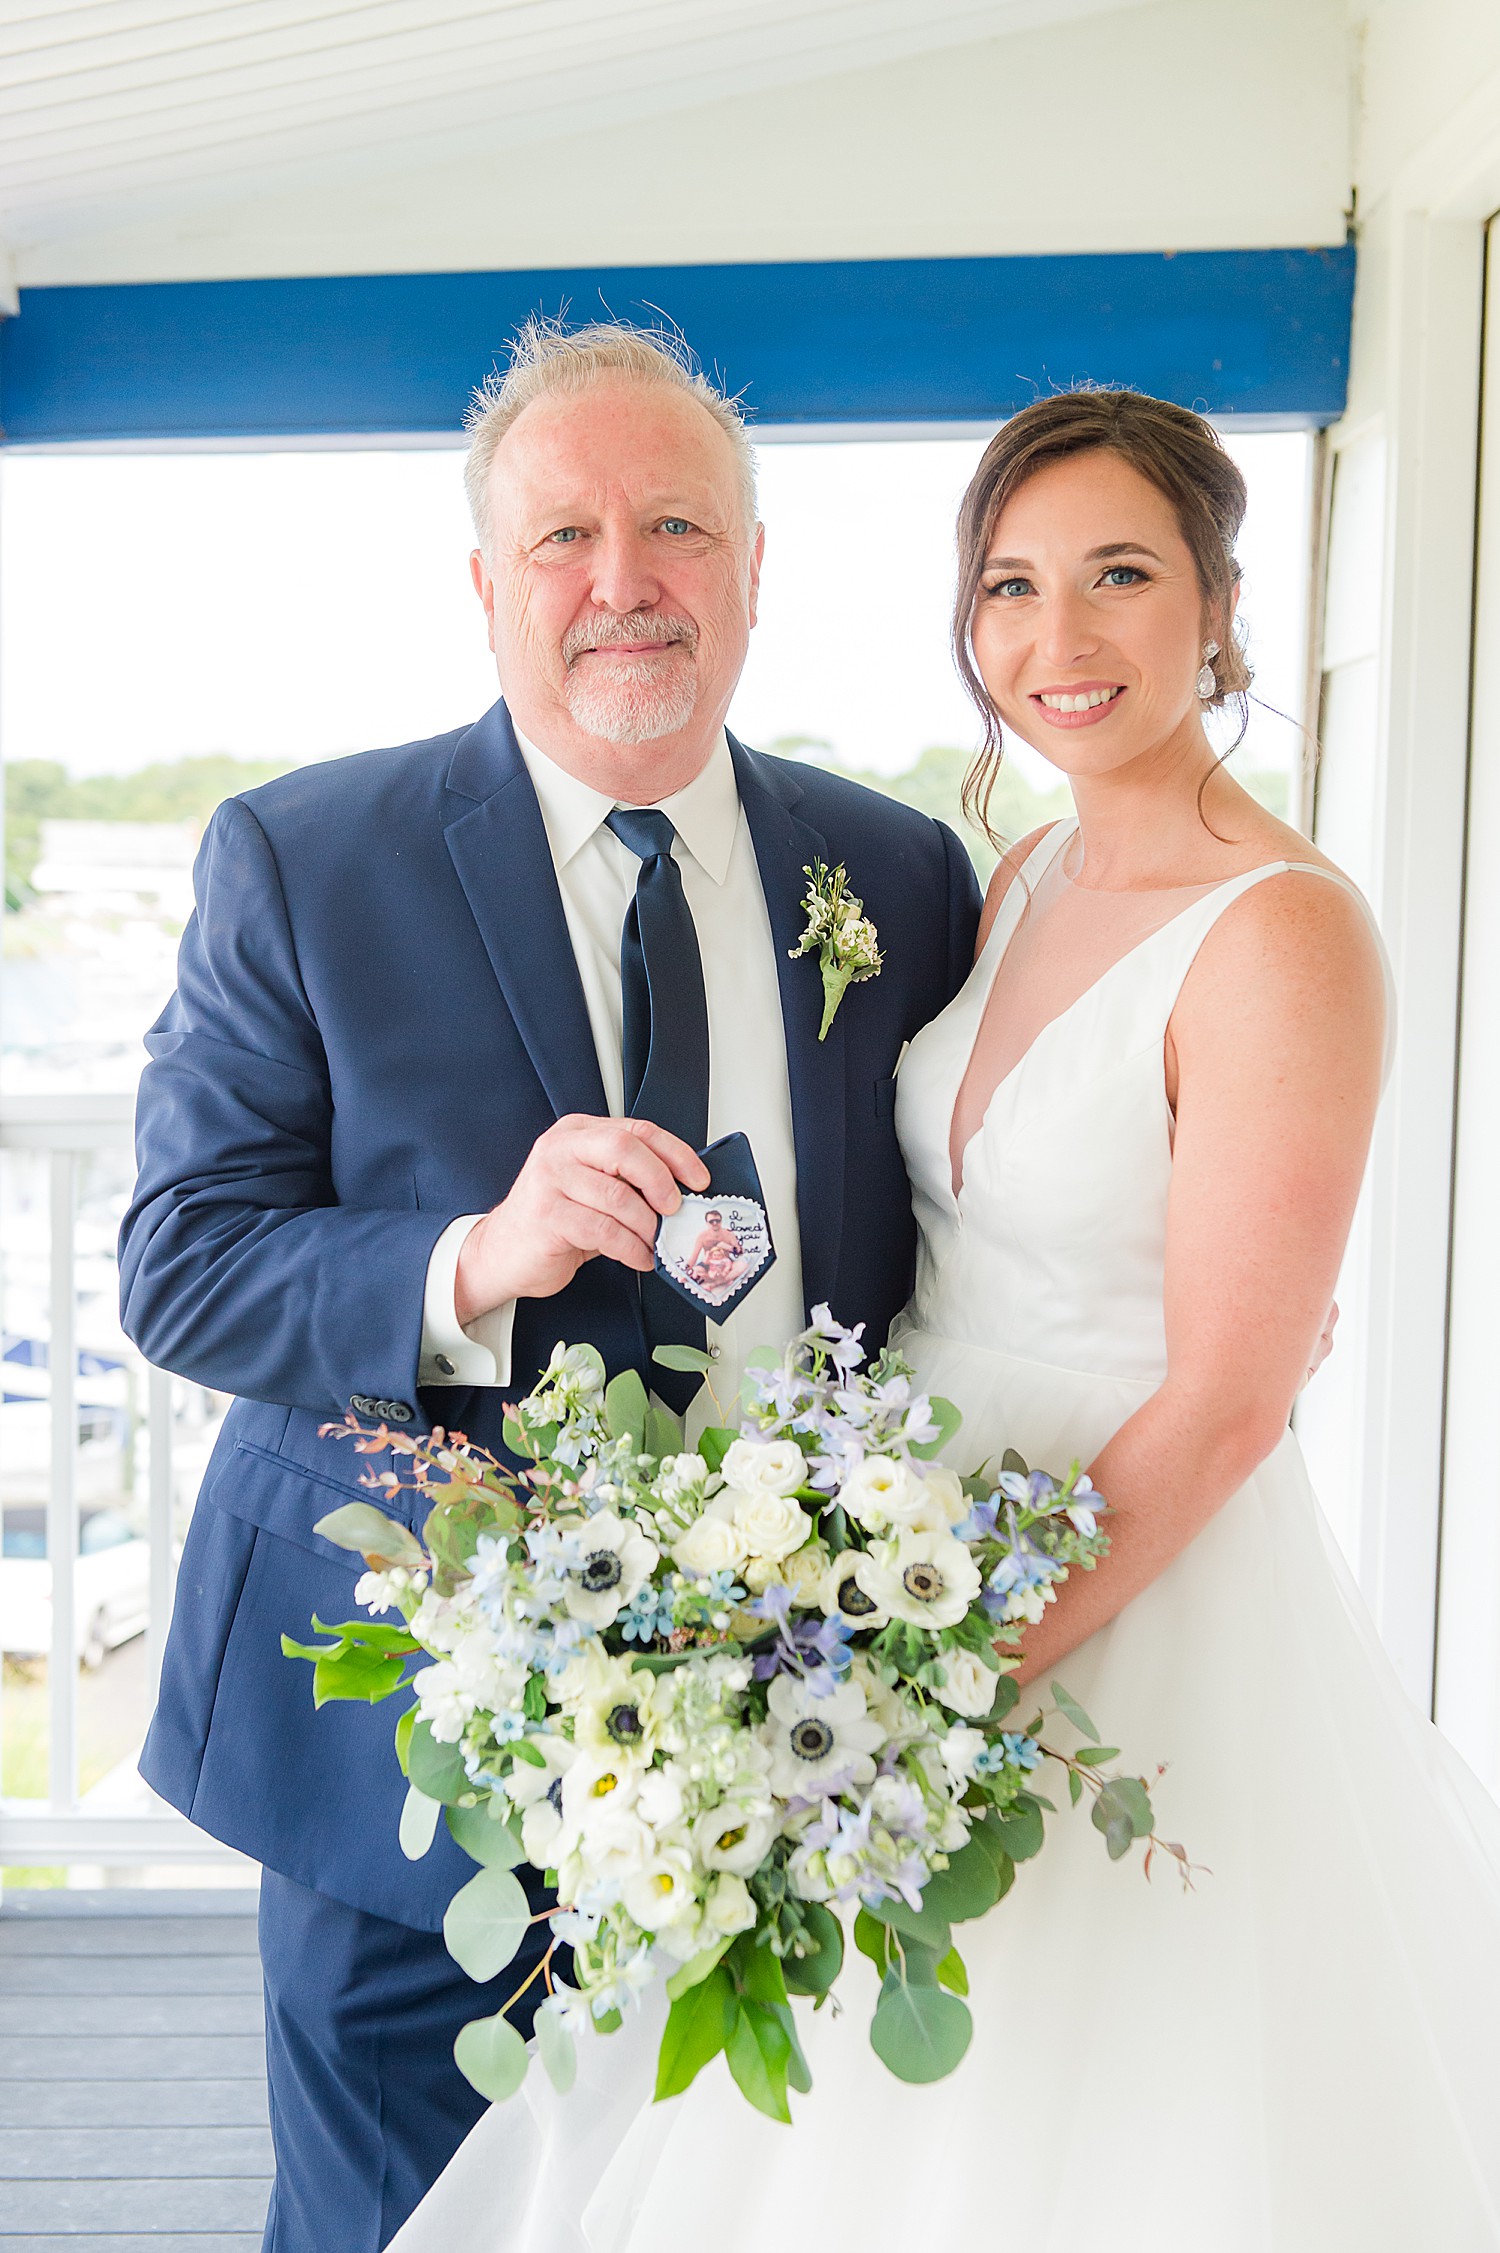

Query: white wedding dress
393;822;1500;2253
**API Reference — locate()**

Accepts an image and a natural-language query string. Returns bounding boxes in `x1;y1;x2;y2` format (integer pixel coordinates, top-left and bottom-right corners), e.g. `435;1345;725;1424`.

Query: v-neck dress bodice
896;821;1367;1387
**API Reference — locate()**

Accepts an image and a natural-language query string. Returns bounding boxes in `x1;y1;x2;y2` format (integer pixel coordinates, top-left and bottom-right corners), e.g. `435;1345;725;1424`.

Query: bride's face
968;448;1223;779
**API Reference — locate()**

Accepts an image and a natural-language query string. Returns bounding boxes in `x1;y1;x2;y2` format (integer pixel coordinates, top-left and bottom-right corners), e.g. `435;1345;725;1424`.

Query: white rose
672;1512;750;1578
939;1724;988;1783
838;1455;927;1532
932;1647;1001;1718
730;1489;813;1562
915;1465;970;1526
704;1872;758;1935
692;1803;776;1876
780;1542;832;1607
720;1438;808;1496
636;1762;688;1831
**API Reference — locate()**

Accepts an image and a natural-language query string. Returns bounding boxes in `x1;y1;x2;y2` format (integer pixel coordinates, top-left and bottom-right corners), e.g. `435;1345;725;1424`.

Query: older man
122;321;982;2252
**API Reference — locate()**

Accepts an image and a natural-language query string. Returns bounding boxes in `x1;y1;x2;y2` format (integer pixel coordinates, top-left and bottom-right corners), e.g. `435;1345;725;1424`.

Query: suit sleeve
118;795;452;1416
936;819;985;992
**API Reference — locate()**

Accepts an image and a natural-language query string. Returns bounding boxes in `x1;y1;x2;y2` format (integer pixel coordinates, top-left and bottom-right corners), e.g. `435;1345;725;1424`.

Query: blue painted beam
0;247;1354;445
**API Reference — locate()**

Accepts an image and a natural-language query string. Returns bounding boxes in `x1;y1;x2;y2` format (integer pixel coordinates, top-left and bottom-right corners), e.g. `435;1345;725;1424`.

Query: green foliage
1092;1775;1155;1861
697;1426;736;1474
782;1902;843;1997
406;1718;470;1804
536;2007;577;2093
280;1616;416;1707
655;1965;736;2099
651;1343;717;1374
312;1503;425;1570
935;1946;970;1997
398;1784;441;1861
644;1402;684;1459
987;1794;1044;1865
870;1969;973;2083
865;1886;951;1955
4;752;294;908
445;1799;525;1869
726;1998;794;2122
443;1864;531;1981
454;2009;530;2102
604;1370;649;1451
1050;1680;1101;1744
920;1833;1005;1924
664;1935;733;2001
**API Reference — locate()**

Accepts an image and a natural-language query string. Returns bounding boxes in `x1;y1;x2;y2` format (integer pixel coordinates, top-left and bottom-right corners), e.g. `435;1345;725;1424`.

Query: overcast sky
0;430;1310;792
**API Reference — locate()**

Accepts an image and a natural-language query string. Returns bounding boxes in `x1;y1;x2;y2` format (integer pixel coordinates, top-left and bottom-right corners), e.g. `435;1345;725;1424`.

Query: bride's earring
1196;641;1220;701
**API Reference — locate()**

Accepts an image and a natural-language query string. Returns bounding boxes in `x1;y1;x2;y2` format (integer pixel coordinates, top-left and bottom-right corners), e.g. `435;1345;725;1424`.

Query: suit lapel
442;703;608;1122
730;736;846;1319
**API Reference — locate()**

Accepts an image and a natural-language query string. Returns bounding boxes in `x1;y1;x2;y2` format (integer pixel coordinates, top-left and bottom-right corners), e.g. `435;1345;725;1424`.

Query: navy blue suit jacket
122;701;982;1928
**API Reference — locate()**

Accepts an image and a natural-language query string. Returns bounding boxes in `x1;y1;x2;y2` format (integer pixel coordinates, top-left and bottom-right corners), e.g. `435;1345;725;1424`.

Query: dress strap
1173;859;1397;1086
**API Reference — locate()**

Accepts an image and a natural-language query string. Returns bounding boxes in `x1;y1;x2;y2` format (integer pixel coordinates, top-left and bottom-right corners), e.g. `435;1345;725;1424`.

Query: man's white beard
562;651;699;745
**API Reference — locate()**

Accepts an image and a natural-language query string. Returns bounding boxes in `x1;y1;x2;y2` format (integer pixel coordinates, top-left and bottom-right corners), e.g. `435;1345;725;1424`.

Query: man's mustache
561;612;699;666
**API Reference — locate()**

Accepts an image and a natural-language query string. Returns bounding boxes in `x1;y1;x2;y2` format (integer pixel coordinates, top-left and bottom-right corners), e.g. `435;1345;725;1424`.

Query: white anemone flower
821;1547;890;1630
561;1511;658;1627
837;1455;928;1532
861;1527;981;1630
760;1674;885;1798
692;1803;777;1876
503;1734;578;1864
571;1655;664;1763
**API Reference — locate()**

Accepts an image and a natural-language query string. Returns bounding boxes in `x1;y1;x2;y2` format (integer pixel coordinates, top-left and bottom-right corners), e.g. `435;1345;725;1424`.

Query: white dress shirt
418;726;806;1422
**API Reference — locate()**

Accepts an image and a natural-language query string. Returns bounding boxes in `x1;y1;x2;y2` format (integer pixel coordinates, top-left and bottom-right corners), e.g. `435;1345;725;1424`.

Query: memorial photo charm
654;1131;776;1318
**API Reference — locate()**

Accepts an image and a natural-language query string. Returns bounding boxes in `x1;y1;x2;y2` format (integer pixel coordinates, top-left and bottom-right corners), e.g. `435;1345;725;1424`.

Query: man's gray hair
463;317;758;554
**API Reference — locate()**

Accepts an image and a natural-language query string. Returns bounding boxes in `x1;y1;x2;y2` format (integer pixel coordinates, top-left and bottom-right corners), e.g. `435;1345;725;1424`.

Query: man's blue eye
550;528;580;544
661;518;691;535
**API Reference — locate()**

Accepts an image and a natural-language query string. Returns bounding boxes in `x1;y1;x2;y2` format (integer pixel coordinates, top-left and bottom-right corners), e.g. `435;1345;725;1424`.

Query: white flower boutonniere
789;860;884;1041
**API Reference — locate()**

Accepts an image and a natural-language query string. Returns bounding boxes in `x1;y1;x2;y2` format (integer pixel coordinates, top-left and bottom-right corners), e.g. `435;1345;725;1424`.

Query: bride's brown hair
954;389;1251;843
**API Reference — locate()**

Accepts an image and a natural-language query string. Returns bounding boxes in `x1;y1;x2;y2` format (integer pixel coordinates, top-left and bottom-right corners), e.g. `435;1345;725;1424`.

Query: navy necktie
606;808;710;1409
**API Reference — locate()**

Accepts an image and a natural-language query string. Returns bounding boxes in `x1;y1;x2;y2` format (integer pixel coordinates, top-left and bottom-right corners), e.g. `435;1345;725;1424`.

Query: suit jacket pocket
206;1440;415;1568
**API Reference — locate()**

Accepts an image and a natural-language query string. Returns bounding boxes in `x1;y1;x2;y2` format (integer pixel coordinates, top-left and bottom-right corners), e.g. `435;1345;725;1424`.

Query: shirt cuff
419;1216;516;1388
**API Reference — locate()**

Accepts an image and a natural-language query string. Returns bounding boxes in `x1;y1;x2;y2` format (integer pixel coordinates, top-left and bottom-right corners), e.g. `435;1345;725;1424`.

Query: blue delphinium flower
750;1582;854;1691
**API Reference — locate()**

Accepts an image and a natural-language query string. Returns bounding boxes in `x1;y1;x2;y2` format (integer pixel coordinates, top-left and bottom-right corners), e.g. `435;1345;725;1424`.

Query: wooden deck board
0;1890;270;2246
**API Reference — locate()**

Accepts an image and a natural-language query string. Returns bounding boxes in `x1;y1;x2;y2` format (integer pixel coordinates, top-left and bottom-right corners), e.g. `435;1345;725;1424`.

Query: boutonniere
788;859;884;1041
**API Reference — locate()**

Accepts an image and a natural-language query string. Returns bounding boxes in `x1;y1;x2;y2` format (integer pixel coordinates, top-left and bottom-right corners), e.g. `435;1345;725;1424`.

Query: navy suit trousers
257;1870;552;2253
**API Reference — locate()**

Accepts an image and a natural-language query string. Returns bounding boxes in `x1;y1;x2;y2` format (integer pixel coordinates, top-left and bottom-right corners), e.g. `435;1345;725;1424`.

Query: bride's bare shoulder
975;823;1062;950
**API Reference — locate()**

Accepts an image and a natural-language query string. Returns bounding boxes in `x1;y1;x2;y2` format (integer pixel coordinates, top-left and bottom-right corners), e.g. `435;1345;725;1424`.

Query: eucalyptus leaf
1073;1744;1120;1767
783;1903;844;1997
443;1865;531;1983
867;1888;952;1954
870;1972;973;2084
1068;1767;1083;1807
652;1343;718;1374
454;2009;530;2103
644;1403;685;1460
536;2008;577;2095
604;1369;649;1450
697;1426;735;1474
990;1796;1045;1864
1000;1448;1029;1476
655;1967;735;2100
398;1783;441;1861
446;1800;525;1869
853;1906;895;1976
394;1703;417;1777
1050;1680;1101;1744
407;1718;470;1805
313;1502;426;1569
920;1835;1002;1924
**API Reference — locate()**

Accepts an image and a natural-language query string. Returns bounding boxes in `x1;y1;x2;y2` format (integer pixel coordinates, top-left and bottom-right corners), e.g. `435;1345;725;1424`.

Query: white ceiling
0;0;1160;265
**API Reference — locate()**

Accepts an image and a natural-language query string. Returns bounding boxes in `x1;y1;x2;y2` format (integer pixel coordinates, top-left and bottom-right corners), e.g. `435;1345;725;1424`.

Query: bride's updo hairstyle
954;388;1252;842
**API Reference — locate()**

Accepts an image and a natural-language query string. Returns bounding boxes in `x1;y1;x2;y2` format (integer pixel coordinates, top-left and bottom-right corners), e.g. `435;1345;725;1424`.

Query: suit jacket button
349;1393;376;1415
382;1399;414;1424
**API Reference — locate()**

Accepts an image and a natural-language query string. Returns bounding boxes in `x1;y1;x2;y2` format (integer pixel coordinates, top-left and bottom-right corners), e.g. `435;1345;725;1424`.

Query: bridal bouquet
286;1311;1181;2121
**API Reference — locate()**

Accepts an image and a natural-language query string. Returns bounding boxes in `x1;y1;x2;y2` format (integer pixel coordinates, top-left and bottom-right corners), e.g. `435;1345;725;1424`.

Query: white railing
0;1092;239;1872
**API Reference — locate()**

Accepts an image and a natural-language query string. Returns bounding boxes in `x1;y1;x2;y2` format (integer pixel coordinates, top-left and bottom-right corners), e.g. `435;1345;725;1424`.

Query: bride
394;391;1500;2250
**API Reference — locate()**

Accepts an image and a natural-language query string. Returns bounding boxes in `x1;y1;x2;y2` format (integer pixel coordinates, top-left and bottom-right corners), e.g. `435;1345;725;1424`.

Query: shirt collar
513;723;741;886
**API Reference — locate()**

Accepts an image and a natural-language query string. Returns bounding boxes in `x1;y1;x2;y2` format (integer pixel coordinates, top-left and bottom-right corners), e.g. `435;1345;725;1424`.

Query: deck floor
0;1888;270;2251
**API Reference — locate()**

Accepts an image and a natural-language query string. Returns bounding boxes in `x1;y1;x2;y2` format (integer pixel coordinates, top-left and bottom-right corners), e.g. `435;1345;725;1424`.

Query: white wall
1303;0;1500;1725
18;0;1352;287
